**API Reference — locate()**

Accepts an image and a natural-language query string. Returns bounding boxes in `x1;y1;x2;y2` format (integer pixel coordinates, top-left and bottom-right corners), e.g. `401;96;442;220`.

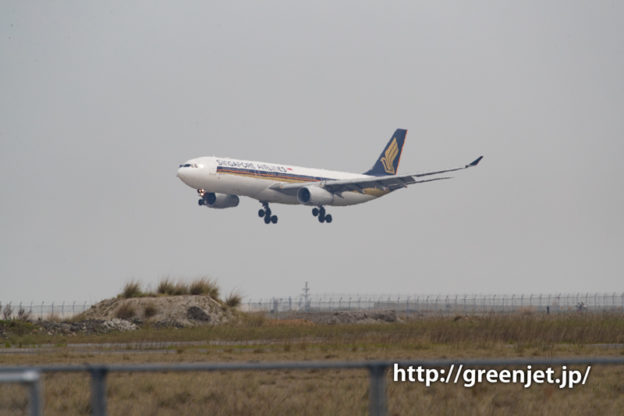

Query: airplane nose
177;166;189;182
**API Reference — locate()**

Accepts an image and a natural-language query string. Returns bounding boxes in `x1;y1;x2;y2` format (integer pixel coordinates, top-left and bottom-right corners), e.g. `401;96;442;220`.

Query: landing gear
259;202;278;225
312;206;333;224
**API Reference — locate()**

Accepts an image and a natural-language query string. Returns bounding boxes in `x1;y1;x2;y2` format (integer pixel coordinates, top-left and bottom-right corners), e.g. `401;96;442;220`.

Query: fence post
26;370;43;416
90;367;108;416
368;364;388;416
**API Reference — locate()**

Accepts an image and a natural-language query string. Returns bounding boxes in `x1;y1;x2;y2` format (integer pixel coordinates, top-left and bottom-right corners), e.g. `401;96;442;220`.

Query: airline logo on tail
364;129;407;177
381;138;399;174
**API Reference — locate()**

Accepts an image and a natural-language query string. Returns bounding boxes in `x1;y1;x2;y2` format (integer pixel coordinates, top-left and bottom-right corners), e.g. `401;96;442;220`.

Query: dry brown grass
1;313;624;415
0;343;623;416
189;278;219;299
157;279;176;295
120;281;143;299
155;278;219;298
224;292;242;308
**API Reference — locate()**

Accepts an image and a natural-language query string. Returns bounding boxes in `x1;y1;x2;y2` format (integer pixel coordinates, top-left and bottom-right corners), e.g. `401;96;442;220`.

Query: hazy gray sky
1;1;622;303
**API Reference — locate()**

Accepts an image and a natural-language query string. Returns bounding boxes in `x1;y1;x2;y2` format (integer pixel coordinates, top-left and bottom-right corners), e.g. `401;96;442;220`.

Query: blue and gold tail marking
364;129;407;176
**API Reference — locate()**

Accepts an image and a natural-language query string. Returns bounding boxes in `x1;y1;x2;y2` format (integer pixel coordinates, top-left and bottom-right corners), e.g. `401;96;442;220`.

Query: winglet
466;155;483;168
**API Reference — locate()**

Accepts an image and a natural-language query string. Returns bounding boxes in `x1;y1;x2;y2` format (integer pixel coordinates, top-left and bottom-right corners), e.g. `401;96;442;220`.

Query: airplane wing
271;156;483;194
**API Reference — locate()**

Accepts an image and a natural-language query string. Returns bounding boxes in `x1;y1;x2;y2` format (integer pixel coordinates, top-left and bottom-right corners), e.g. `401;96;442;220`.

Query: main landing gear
312;206;332;223
258;202;278;224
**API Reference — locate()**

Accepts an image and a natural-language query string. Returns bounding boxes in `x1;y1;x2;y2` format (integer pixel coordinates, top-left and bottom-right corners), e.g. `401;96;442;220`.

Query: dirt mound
326;310;400;324
40;319;138;335
309;310;401;324
79;295;235;328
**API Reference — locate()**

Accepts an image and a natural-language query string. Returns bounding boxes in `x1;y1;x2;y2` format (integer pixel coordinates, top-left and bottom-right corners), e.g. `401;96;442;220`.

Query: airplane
177;129;483;224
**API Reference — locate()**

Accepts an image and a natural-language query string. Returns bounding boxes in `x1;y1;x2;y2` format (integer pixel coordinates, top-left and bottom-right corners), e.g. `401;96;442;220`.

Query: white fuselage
177;156;384;206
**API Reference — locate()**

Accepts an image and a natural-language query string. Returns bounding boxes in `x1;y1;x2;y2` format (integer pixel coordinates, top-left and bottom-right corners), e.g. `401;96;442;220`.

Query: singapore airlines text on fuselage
177;129;483;224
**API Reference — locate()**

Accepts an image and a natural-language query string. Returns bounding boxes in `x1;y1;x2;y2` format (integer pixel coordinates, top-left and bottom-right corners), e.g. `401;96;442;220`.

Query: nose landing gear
312;206;332;223
259;202;278;224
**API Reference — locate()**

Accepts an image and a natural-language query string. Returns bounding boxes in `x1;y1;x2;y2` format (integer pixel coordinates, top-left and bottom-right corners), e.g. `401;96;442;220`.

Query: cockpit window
179;163;202;168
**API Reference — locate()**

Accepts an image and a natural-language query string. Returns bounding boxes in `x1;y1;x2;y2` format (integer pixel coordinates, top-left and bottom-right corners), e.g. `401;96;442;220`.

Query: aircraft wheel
325;214;332;223
264;216;271;224
312;208;319;217
271;215;278;224
198;199;205;206
258;209;265;217
318;215;325;223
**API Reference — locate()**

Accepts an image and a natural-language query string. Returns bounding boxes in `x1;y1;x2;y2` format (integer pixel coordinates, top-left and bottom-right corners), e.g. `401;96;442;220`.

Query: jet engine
199;193;240;209
297;186;334;206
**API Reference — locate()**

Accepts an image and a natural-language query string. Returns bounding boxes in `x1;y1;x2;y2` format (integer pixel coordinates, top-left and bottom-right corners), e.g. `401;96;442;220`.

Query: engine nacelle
200;193;240;209
297;186;334;206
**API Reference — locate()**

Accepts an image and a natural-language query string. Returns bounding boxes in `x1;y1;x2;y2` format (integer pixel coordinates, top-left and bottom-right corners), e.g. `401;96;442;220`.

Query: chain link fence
2;293;623;320
0;301;92;320
243;293;624;316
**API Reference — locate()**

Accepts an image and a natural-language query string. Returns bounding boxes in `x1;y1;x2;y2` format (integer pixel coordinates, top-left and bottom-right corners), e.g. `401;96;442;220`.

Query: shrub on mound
143;302;158;318
189;278;220;299
225;293;242;308
117;278;223;302
115;303;136;320
121;281;143;299
157;279;176;295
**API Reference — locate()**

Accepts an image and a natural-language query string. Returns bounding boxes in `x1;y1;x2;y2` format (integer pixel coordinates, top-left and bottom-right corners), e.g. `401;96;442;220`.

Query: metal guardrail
0;370;42;416
2;357;624;416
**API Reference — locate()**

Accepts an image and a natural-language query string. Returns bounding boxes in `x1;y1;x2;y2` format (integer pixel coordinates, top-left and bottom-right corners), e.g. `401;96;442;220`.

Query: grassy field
1;312;623;415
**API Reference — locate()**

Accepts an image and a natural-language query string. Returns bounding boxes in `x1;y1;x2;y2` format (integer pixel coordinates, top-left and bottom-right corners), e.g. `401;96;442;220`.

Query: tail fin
364;129;407;176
